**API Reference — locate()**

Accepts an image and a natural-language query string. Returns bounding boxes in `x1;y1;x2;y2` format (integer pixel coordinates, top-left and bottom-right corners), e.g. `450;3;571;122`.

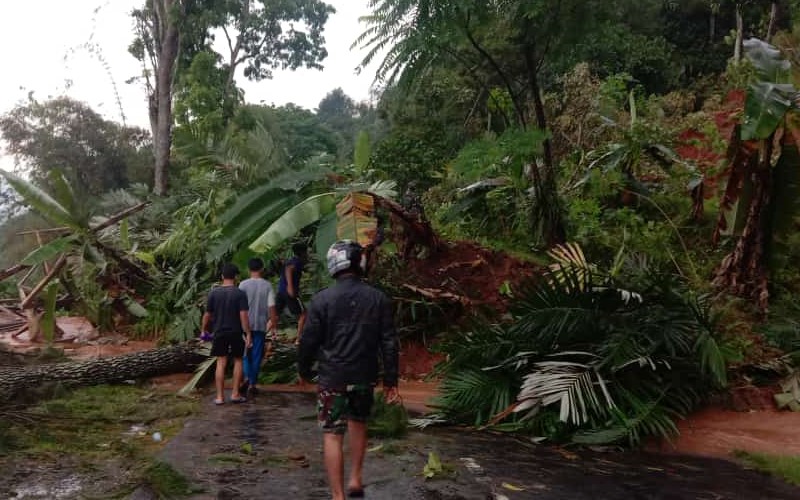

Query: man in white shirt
239;258;278;395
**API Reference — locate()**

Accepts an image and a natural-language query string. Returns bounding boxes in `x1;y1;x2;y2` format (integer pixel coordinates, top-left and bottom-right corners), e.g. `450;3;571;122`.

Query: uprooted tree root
369;196;540;324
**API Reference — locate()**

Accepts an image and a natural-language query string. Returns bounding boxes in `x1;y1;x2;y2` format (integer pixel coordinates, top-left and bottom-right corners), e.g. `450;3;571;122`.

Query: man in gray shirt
239;258;278;395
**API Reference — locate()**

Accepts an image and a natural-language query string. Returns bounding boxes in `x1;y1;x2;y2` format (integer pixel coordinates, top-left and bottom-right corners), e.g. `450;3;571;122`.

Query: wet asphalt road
158;391;800;499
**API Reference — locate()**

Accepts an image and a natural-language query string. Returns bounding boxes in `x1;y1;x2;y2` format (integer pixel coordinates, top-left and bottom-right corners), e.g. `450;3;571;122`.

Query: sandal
347;488;365;498
230;396;247;404
213;398;225;405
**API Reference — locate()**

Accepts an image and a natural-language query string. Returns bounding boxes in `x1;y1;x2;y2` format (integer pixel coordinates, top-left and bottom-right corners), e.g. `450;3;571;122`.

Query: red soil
404;240;540;313
675;89;745;196
656;407;800;459
399;340;443;380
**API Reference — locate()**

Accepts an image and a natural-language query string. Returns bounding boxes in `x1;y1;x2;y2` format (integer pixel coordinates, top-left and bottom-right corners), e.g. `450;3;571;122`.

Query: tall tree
0;97;151;201
130;0;335;195
248;104;339;168
316;88;360;161
130;0;186;196
355;0;598;244
217;0;335;89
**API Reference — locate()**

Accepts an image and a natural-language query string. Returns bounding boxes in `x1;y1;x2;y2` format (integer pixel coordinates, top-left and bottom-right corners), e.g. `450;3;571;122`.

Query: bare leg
323;433;346;500
347;420;368;492
215;356;227;402
295;312;307;344
231;357;244;399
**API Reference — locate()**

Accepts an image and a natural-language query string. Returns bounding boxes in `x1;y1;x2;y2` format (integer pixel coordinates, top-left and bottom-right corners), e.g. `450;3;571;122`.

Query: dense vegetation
3;0;800;447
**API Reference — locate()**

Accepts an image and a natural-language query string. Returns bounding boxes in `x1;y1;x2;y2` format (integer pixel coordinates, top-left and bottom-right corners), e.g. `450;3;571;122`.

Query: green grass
208;453;245;464
143;460;194;498
0;385;198;459
0;385;202;498
734;450;800;486
261;455;290;466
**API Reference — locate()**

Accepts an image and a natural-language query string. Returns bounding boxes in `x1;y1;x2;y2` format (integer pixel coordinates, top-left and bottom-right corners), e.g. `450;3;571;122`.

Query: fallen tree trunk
0;342;208;402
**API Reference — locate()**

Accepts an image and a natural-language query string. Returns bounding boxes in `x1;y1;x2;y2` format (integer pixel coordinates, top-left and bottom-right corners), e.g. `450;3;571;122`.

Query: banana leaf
47;170;78;218
209;189;304;261
21;235;78;266
741;82;796;140
315;212;338;264
743;38;792;83
0;169;77;228
249;192;338;252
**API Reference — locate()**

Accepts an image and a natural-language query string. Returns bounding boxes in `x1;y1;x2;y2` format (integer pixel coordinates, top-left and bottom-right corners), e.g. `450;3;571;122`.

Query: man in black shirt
298;240;399;500
201;263;252;405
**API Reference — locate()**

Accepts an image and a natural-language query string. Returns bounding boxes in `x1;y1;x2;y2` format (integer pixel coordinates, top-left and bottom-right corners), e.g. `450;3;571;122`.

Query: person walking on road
239;258;278;396
201;263;252;405
298;240;400;500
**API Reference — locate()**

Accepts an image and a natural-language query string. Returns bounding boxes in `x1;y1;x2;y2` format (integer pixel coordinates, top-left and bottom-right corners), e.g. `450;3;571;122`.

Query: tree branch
90;202;150;233
20;255;67;310
0;265;30;283
222;25;235;61
439;46;512;127
462;13;527;128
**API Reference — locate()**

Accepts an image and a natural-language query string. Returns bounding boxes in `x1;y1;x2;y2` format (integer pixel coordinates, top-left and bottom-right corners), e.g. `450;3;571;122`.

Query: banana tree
213;179;398;267
249;180;397;252
712;38;800;311
0;168;150;336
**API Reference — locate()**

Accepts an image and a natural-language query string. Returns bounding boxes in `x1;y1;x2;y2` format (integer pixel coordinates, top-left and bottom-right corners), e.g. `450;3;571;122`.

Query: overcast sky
0;0;381;167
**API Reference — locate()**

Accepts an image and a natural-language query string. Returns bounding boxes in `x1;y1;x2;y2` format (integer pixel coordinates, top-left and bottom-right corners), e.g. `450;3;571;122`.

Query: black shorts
276;292;304;317
210;334;245;358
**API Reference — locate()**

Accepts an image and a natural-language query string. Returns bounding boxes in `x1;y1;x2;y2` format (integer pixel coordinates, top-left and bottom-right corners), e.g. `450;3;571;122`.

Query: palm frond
432;367;517;427
515;354;615;426
547;242;596;292
433;248;727;445
353;0;462;89
368;180;398;199
178;354;214;396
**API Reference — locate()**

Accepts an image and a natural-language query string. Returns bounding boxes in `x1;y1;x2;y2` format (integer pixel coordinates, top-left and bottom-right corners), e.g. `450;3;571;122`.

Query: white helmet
326;240;363;277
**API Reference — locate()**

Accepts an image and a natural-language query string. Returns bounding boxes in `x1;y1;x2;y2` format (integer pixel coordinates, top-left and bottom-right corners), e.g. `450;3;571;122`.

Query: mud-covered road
157;391;800;500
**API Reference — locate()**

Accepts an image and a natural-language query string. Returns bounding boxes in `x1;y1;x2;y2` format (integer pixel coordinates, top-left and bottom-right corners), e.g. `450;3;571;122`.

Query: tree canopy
0;97;152;200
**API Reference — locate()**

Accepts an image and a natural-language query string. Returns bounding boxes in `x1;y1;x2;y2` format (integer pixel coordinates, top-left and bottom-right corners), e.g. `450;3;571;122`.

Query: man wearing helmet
298;240;400;500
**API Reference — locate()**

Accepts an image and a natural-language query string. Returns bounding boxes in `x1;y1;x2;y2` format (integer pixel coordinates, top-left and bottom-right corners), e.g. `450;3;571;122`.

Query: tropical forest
2;0;800;498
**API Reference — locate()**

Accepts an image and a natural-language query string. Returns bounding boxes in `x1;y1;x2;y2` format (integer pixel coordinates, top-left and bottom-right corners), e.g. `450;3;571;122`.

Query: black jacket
298;275;399;388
